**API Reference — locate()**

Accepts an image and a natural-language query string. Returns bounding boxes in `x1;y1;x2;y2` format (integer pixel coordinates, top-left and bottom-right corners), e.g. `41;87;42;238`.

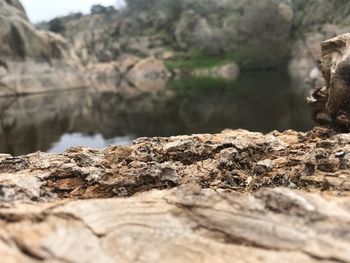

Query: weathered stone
0;0;88;96
87;55;170;92
308;33;350;131
0;127;349;200
0;185;350;262
1;127;350;261
48;0;295;71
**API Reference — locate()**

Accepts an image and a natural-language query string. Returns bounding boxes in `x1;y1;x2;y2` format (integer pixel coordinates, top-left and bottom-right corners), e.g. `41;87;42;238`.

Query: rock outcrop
1;128;350;262
308;33;350;132
40;1;350;86
0;0;88;96
51;0;294;71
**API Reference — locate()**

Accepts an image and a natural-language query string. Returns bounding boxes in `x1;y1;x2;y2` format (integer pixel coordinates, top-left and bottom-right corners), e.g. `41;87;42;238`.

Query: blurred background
1;0;348;155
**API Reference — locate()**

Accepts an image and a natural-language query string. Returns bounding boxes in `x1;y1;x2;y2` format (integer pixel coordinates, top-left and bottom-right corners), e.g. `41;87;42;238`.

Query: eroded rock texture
1;128;350;262
309;33;350;131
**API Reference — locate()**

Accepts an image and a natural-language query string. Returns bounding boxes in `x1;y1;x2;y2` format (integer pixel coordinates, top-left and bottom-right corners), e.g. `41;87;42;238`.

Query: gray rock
0;0;88;96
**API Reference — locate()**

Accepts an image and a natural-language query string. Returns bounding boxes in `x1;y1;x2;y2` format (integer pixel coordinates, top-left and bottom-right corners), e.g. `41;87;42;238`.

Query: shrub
48;18;65;33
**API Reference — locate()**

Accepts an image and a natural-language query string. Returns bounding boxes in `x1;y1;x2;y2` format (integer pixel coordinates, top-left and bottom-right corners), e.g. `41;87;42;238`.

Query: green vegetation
165;73;313;133
48;18;65;33
90;4;116;14
165;50;235;70
164;48;283;71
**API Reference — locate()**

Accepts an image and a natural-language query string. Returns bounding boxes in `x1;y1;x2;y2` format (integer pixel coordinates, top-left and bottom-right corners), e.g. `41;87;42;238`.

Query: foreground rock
0;0;88;96
1;128;350;262
2;187;350;263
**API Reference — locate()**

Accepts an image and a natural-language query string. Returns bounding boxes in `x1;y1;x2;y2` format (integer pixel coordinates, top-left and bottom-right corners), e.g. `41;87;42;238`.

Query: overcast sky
21;0;124;22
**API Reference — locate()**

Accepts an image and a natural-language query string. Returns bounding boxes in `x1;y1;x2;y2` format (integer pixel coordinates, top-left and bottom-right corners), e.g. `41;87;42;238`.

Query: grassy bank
164;48;285;72
165;49;236;70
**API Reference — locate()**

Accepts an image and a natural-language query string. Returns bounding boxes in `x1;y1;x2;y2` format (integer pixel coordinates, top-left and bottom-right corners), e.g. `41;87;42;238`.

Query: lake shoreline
0;71;313;156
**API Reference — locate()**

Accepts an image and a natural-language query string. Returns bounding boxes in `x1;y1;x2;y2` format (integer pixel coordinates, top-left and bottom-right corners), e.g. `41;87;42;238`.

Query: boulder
0;0;88;96
126;57;170;81
123;56;170;92
88;55;170;92
87;62;121;81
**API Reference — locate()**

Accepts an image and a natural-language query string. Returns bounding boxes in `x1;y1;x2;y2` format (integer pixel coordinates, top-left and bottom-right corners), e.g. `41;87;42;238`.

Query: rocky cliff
43;0;350;86
2;0;335;95
0;0;88;96
52;0;294;71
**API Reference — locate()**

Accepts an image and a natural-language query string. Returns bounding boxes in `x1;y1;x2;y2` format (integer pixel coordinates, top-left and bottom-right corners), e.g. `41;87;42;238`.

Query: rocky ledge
0;0;88;96
1;127;350;262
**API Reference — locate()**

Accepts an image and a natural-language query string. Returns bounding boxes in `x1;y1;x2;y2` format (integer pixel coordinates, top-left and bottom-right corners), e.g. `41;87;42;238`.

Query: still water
0;72;313;155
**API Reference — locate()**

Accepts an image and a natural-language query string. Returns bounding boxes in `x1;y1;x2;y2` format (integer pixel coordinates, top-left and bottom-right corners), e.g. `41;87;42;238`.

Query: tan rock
160;51;174;60
1;128;350;262
123;56;170;91
87;55;170;93
0;127;349;201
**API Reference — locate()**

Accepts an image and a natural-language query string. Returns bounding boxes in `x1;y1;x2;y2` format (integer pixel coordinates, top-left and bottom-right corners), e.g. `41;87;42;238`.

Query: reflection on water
49;133;135;153
0;71;313;155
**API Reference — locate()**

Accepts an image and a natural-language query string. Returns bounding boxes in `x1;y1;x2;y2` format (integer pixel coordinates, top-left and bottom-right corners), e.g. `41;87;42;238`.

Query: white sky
21;0;124;22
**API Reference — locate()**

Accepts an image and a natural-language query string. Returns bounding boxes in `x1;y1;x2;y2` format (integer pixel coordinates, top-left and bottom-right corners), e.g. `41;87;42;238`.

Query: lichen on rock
1;127;350;262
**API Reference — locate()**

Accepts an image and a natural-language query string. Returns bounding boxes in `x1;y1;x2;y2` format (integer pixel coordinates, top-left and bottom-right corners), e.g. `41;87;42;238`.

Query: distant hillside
41;0;350;76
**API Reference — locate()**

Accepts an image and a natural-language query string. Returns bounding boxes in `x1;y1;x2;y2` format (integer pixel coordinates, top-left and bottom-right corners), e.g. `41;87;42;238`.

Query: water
0;72;313;155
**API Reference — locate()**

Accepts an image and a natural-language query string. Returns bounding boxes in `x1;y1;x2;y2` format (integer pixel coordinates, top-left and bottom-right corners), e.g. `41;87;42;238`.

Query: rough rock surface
1;127;350;262
308;33;350;132
0;0;88;96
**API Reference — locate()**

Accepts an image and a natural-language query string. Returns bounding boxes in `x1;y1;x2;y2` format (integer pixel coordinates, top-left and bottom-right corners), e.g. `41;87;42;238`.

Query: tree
48;18;65;34
91;4;106;14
